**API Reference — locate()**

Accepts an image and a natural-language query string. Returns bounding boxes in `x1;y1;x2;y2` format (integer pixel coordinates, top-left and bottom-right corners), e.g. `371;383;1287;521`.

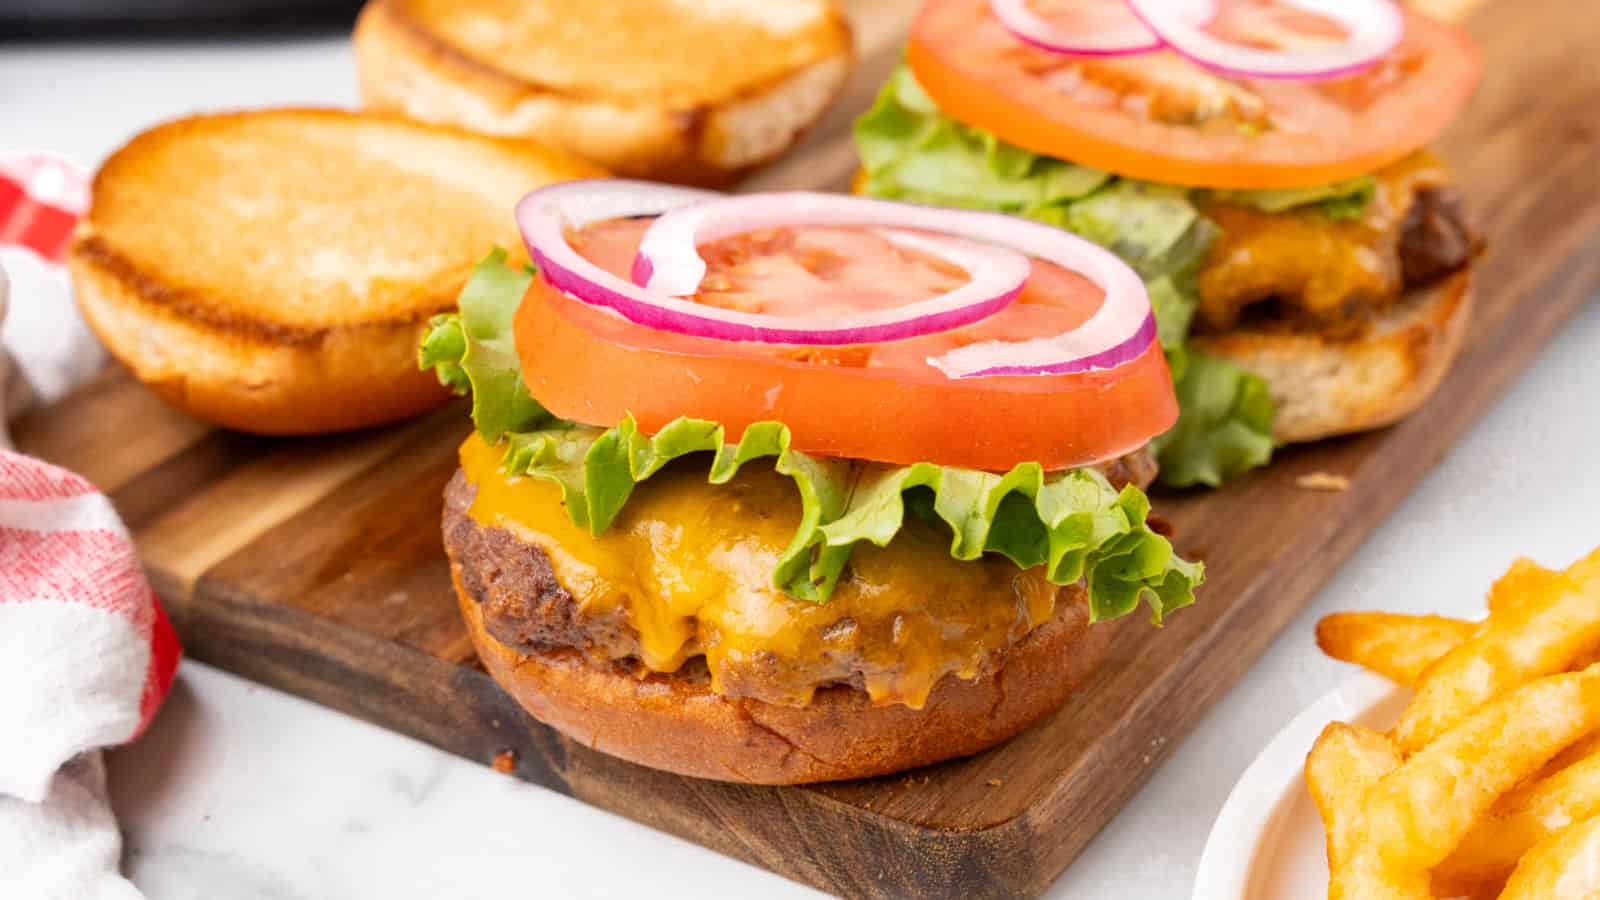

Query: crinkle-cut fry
1393;559;1600;753
1434;734;1600;895
1316;612;1477;687
1496;813;1600;900
1325;668;1600;898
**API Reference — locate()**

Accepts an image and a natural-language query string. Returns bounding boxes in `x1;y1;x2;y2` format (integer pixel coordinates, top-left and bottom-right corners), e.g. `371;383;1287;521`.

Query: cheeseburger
856;0;1483;486
421;179;1202;783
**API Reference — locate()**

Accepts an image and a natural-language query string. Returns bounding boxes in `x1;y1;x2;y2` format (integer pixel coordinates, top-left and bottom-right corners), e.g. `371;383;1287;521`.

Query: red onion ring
635;191;1156;380
989;0;1216;57
920;227;1155;379
1127;0;1405;80
517;181;1030;347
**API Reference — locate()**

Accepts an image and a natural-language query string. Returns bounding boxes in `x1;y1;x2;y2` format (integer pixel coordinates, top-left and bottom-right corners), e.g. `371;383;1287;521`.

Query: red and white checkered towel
0;151;180;900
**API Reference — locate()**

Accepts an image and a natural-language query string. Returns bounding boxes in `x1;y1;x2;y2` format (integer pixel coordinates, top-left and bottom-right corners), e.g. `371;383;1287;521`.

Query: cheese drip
459;434;1061;709
1197;151;1452;332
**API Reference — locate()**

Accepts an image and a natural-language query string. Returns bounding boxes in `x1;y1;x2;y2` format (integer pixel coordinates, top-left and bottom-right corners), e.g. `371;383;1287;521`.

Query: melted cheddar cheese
1196;152;1451;332
459;434;1061;709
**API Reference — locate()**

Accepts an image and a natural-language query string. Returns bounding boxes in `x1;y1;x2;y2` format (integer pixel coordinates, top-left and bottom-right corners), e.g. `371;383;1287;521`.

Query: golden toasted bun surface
388;0;848;107
354;0;853;185
453;568;1116;785
1191;271;1473;444
71;108;603;435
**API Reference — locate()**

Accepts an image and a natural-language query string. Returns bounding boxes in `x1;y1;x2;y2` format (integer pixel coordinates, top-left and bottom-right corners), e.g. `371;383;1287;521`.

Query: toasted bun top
382;0;851;108
80;108;603;339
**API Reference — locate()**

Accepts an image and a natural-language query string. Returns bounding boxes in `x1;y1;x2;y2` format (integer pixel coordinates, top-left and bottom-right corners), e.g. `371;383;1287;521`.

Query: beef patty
1197;153;1481;335
442;446;1154;707
1399;186;1482;286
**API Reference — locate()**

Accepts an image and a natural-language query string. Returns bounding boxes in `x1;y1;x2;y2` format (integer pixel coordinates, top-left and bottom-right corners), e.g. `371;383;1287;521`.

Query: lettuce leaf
855;65;1292;487
420;254;1203;621
499;415;1200;619
1053;181;1218;284
419;249;549;441
1148;276;1195;352
1152;348;1276;488
856;66;1113;213
1204;176;1378;222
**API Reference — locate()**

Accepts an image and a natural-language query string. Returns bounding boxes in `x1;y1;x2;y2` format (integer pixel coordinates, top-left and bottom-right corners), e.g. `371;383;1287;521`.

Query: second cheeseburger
421;180;1203;783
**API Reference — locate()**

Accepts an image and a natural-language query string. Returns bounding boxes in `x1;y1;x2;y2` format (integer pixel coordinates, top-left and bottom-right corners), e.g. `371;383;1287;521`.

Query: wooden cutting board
15;0;1598;896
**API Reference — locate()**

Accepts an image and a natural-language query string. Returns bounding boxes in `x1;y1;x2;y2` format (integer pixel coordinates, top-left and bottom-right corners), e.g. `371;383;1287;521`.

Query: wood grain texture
12;0;1596;896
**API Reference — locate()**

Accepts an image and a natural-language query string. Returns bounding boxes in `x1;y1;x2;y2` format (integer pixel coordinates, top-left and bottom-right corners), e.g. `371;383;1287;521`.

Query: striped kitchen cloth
0;150;179;900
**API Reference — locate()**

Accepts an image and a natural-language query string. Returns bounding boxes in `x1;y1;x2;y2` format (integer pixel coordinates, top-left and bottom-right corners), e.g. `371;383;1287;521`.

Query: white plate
1191;672;1407;900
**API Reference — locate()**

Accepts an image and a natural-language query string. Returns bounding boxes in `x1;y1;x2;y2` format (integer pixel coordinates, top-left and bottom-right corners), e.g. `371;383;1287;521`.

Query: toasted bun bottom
69;245;449;435
453;568;1116;784
353;1;851;187
1191;271;1473;444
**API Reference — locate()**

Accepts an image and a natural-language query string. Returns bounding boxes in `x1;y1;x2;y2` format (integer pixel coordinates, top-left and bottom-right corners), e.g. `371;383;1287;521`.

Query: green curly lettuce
421;253;1203;622
856;65;1114;213
418;249;547;441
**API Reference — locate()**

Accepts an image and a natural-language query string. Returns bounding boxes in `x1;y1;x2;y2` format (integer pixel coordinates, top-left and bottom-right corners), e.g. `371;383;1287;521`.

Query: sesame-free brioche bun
352;0;854;187
69;108;603;435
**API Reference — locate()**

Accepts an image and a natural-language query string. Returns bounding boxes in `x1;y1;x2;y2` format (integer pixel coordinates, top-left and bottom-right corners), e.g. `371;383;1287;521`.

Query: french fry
1434;735;1600;895
1306;723;1401;867
1306;724;1421;900
1319;667;1600;898
1486;557;1568;617
1549;729;1600;775
1392;557;1600;753
1315;612;1476;687
1496;814;1600;900
1572;547;1600;582
1309;548;1600;899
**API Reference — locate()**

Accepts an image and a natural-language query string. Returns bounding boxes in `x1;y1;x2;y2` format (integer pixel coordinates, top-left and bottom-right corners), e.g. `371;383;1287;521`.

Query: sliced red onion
627;196;1032;345
921;229;1155;379
989;0;1216;57
520;183;1030;346
635;190;1156;379
1127;0;1404;80
937;311;1158;377
516;181;1158;378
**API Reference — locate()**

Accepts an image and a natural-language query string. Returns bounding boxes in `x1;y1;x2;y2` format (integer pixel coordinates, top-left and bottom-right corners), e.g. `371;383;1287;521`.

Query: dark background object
0;0;364;37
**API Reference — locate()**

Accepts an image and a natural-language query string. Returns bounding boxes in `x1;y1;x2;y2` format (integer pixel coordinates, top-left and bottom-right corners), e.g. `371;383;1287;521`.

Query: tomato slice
909;0;1480;189
513;217;1178;471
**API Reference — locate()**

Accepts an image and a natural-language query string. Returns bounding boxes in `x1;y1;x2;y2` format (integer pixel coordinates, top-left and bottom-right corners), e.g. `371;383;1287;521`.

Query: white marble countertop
6;30;1600;900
